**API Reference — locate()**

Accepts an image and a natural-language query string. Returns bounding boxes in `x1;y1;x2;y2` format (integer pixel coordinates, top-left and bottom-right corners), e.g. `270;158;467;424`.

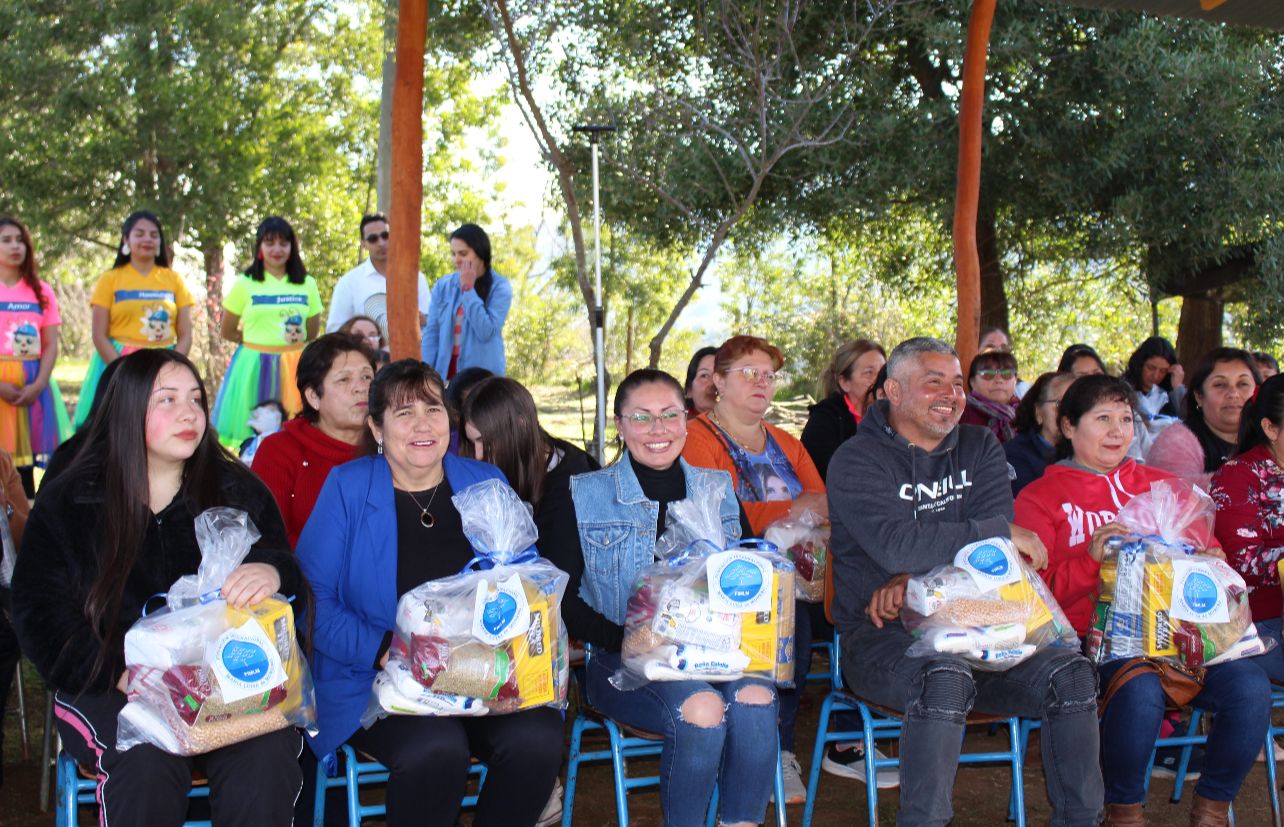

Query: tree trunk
376;2;397;214
625;303;634;377
203;243;227;387
976;206;1008;336
1176;293;1223;375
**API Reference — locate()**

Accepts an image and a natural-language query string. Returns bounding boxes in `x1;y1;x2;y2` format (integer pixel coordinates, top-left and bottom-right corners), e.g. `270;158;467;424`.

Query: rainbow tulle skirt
0;358;72;466
211;343;303;448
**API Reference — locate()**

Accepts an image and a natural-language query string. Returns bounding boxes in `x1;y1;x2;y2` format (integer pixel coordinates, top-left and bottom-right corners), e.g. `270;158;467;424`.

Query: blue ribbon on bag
457;542;541;574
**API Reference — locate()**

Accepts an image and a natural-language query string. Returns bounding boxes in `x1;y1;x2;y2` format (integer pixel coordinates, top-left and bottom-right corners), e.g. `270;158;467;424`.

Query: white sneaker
821;742;900;789
772;750;807;805
536;776;564;827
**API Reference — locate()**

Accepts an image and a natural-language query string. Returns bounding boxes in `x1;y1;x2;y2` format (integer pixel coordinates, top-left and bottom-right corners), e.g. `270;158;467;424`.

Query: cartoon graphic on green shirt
283;312;305;345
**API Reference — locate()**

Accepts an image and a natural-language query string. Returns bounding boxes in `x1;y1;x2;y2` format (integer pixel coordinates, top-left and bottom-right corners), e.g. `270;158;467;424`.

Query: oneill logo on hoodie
899;470;972;514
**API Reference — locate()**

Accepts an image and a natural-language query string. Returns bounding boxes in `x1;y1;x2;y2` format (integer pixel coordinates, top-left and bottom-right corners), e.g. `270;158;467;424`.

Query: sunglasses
975;368;1017;380
364;230;390;244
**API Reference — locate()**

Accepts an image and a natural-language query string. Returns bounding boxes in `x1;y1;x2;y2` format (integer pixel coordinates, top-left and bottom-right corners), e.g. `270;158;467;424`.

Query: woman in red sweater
251;333;375;548
1212;373;1284;683
1015;374;1267;826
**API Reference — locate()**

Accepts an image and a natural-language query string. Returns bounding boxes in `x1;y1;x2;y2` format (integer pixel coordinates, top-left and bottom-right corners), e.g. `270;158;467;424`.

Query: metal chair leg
39;690;57;813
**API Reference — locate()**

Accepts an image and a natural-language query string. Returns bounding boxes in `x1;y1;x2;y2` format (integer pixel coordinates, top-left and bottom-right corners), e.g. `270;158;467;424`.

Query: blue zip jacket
420;270;512;376
296;452;506;761
570;455;741;626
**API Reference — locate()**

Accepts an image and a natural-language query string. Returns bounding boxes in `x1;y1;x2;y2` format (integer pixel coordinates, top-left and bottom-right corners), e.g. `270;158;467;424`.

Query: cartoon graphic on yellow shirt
141;306;173;343
282;312;305;345
9;323;40;358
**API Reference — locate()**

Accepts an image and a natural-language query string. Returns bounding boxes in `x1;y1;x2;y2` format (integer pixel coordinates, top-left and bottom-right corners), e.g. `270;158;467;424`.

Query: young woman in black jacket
11;349;304;826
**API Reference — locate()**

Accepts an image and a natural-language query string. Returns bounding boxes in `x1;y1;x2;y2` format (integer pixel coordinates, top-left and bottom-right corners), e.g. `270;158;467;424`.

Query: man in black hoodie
828;337;1102;827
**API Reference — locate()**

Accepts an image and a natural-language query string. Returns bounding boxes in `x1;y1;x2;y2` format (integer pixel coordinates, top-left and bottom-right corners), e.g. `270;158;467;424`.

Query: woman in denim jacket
570;368;778;827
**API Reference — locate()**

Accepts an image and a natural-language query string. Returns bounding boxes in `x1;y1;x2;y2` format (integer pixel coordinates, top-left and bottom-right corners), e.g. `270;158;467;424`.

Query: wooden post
387;0;427;361
953;0;996;371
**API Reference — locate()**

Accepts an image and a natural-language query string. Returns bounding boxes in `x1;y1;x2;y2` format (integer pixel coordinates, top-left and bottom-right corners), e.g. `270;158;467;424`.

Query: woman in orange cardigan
682;334;827;805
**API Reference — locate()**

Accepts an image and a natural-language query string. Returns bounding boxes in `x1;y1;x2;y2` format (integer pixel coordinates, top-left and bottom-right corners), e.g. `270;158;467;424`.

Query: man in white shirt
325;213;431;334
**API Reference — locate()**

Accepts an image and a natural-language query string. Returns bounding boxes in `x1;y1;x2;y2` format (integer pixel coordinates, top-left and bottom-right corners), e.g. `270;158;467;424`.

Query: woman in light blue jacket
569;368;778;827
420;224;511;378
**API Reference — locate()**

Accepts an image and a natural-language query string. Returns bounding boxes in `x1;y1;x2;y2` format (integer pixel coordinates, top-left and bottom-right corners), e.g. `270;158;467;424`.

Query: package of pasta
614;474;796;689
763;510;829;603
117;508;316;755
1084;480;1267;668
902;537;1078;670
363;479;569;723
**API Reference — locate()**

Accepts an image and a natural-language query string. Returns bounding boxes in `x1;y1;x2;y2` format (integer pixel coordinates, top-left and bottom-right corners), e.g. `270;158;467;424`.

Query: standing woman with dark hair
11;349;304;824
0;217;72;492
75;210;194;428
421;224;513;378
1147;347;1260;491
251;333;376;548
801;339;886;480
461;376;603;639
212;217;322;448
1212;373;1284;683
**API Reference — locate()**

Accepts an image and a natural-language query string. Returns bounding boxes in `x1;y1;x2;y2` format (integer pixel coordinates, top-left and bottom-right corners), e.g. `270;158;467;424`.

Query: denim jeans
1249;616;1284;684
587;650;779;827
841;622;1103;827
1098;656;1270;804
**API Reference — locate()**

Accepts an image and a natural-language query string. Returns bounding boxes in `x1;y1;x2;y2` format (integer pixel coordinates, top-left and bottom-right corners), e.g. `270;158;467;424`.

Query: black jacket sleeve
11;490;119;695
800;404;842;482
537;447;623;650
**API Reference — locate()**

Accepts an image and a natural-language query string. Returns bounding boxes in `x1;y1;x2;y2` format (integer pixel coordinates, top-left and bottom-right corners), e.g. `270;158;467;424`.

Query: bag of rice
614;474;795;689
117;508;316;755
902;537;1077;670
363;479;569;723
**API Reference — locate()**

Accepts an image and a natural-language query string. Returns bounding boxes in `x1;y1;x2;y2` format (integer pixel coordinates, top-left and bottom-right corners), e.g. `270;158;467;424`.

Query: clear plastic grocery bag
118;508;316;755
1086;479;1267;668
615;474;796;689
902;537;1078;670
364;479;569;723
763;510;829;603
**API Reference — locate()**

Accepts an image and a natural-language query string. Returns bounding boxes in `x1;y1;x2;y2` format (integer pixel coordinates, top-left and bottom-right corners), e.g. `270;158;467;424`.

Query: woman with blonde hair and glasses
682;334;826;805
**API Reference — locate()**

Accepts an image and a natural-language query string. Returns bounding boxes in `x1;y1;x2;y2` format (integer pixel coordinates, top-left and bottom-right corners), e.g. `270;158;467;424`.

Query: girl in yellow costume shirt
75;211;194;428
211;217;321;448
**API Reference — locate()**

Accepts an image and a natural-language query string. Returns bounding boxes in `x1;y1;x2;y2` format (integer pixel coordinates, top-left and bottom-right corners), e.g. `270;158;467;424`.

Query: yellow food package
511;592;556;709
739;567;796;683
225;596;298;673
998;577;1052;633
1140;559;1178;658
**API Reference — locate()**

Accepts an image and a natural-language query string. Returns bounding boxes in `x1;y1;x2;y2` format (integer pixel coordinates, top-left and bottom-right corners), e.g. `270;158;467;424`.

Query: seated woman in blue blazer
297;359;562;827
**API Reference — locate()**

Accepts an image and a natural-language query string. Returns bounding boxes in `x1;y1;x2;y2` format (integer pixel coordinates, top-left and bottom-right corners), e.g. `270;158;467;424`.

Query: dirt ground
4;654;1281;827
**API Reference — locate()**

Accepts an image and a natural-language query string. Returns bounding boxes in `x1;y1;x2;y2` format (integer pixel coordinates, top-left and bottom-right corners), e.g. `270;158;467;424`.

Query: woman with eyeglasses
1004;371;1075;496
959;348;1020;444
571;368;776;827
339;314;391;367
681;334;825;805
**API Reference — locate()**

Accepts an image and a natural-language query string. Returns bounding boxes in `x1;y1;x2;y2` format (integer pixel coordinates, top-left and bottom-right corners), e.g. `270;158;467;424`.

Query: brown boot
1103;802;1145;826
1188;794;1230;827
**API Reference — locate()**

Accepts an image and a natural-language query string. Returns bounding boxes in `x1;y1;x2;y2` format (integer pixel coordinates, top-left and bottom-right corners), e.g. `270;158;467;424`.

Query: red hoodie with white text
1014;459;1175;633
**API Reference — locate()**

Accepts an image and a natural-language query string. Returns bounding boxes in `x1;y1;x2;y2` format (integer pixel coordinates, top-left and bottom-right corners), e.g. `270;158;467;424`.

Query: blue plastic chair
314;743;487;826
801;631;1030;827
56;750;211;827
1264;687;1284;827
562;647;787;827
